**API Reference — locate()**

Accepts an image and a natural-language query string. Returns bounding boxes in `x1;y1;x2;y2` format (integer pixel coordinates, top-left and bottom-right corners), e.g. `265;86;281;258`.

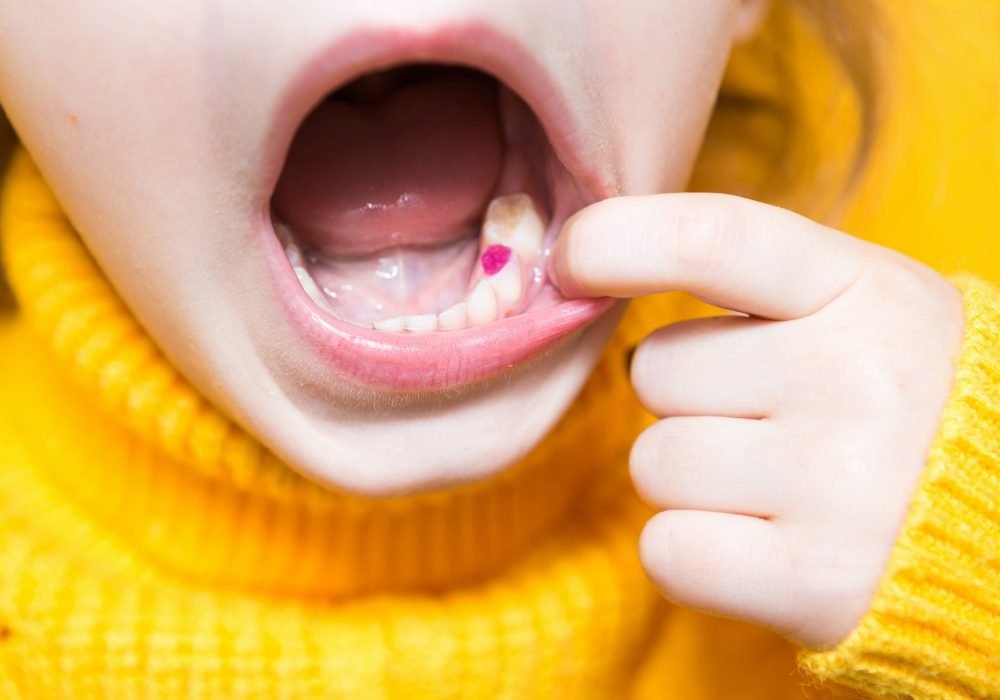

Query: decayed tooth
373;316;406;332
487;254;522;307
438;302;469;331
403;314;438;333
466;281;498;326
482;194;545;261
294;266;331;310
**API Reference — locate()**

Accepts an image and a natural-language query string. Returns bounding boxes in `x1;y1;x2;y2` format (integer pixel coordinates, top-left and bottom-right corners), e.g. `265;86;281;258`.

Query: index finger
550;193;868;320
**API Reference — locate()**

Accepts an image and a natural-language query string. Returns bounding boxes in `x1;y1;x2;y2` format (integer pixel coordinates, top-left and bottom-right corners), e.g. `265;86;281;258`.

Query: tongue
272;71;503;257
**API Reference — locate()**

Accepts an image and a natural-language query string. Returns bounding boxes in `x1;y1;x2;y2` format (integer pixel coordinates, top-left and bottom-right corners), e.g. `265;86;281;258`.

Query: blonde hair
798;0;882;170
697;0;883;216
0;2;881;306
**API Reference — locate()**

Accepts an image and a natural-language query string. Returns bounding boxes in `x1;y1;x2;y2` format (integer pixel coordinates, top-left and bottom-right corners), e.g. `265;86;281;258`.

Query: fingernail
546;254;568;296
548;216;580;297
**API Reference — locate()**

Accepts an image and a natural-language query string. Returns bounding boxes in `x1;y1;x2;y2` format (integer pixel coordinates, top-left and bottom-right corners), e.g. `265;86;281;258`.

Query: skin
0;0;965;650
0;0;760;496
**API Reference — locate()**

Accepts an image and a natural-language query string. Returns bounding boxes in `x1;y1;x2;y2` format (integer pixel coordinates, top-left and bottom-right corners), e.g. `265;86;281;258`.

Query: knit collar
1;148;652;598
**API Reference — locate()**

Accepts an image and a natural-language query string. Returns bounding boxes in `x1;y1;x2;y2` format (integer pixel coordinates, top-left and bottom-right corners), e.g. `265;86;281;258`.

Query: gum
281;193;557;331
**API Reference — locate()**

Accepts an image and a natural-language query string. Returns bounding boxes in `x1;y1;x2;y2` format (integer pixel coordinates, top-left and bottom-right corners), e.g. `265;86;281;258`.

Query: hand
552;194;965;649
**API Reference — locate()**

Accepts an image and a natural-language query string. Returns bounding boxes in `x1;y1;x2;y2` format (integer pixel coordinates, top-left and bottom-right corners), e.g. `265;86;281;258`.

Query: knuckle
809;339;900;411
864;252;941;301
667;195;743;277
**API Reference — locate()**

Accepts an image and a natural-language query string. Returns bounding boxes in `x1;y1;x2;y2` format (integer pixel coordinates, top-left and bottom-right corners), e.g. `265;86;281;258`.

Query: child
0;1;996;697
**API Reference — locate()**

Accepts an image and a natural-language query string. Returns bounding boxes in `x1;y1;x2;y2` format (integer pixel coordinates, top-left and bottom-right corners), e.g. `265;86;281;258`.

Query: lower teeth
282;194;549;332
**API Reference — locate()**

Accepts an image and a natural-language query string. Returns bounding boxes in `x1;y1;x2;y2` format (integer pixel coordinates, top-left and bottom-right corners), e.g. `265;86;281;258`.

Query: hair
698;0;884;216
797;0;883;171
0;0;881;307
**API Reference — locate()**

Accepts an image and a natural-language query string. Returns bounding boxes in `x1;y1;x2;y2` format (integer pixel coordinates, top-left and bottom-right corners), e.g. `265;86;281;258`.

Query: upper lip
258;21;616;209
257;21;617;392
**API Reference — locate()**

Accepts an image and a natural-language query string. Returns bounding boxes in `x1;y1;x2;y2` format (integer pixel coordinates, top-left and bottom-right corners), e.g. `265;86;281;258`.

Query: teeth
481;194;546;261
289;193;545;334
283;229;332;312
466;281;498;326
373;316;406;332
438;302;469;331
402;314;438;333
487;253;522;308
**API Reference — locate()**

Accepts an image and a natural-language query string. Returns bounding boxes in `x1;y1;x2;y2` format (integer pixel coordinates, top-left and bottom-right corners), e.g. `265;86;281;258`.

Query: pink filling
480;244;512;276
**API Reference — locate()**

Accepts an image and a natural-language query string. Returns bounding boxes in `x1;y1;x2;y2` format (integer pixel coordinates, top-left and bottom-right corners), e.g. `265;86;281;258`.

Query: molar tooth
438;302;469;331
373;316;406;332
402;314;438;333
482;194;546;261
488;255;523;307
466;281;498;326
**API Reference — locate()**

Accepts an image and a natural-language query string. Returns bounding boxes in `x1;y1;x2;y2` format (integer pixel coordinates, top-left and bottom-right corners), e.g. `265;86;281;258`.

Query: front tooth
466;281;498;326
482;194;545;261
438;302;469;331
403;314;438;333
488;255;522;307
373;316;406;332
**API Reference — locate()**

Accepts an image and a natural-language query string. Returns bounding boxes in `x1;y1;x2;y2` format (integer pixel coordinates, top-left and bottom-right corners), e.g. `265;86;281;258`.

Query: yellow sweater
0;4;998;699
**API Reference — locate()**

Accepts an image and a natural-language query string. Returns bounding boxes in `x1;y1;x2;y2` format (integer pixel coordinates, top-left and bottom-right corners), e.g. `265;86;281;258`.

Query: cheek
0;3;203;169
0;2;222;285
0;3;262;408
581;0;739;194
0;3;252;306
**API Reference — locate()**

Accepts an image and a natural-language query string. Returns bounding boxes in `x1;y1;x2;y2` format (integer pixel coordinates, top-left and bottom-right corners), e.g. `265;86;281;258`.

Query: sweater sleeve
798;274;1000;699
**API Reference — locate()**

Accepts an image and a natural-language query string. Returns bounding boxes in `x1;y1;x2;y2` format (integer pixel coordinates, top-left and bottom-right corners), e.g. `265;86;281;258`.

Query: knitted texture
3;3;1000;695
0;150;667;697
798;276;1000;699
0;148;648;598
2;149;997;700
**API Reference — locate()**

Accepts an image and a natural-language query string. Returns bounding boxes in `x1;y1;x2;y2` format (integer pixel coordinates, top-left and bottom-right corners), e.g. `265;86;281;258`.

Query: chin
250;300;625;497
220;22;627;495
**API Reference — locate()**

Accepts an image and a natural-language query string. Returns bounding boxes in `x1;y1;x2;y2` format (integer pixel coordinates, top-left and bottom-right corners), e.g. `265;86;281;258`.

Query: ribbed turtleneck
0;148;667;697
1;148;652;597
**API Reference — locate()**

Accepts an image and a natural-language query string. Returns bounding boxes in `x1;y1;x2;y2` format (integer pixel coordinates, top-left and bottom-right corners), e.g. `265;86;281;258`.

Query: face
0;0;763;495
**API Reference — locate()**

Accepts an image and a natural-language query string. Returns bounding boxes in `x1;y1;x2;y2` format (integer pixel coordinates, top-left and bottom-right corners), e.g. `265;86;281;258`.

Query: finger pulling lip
258;22;616;392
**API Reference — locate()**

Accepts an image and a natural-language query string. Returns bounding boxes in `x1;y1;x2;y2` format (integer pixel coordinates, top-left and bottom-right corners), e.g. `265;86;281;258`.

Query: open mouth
263;28;616;391
272;65;575;332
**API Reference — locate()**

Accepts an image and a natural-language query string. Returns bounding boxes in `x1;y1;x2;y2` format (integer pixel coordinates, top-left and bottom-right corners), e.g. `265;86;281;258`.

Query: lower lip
261;24;617;392
264;231;615;391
